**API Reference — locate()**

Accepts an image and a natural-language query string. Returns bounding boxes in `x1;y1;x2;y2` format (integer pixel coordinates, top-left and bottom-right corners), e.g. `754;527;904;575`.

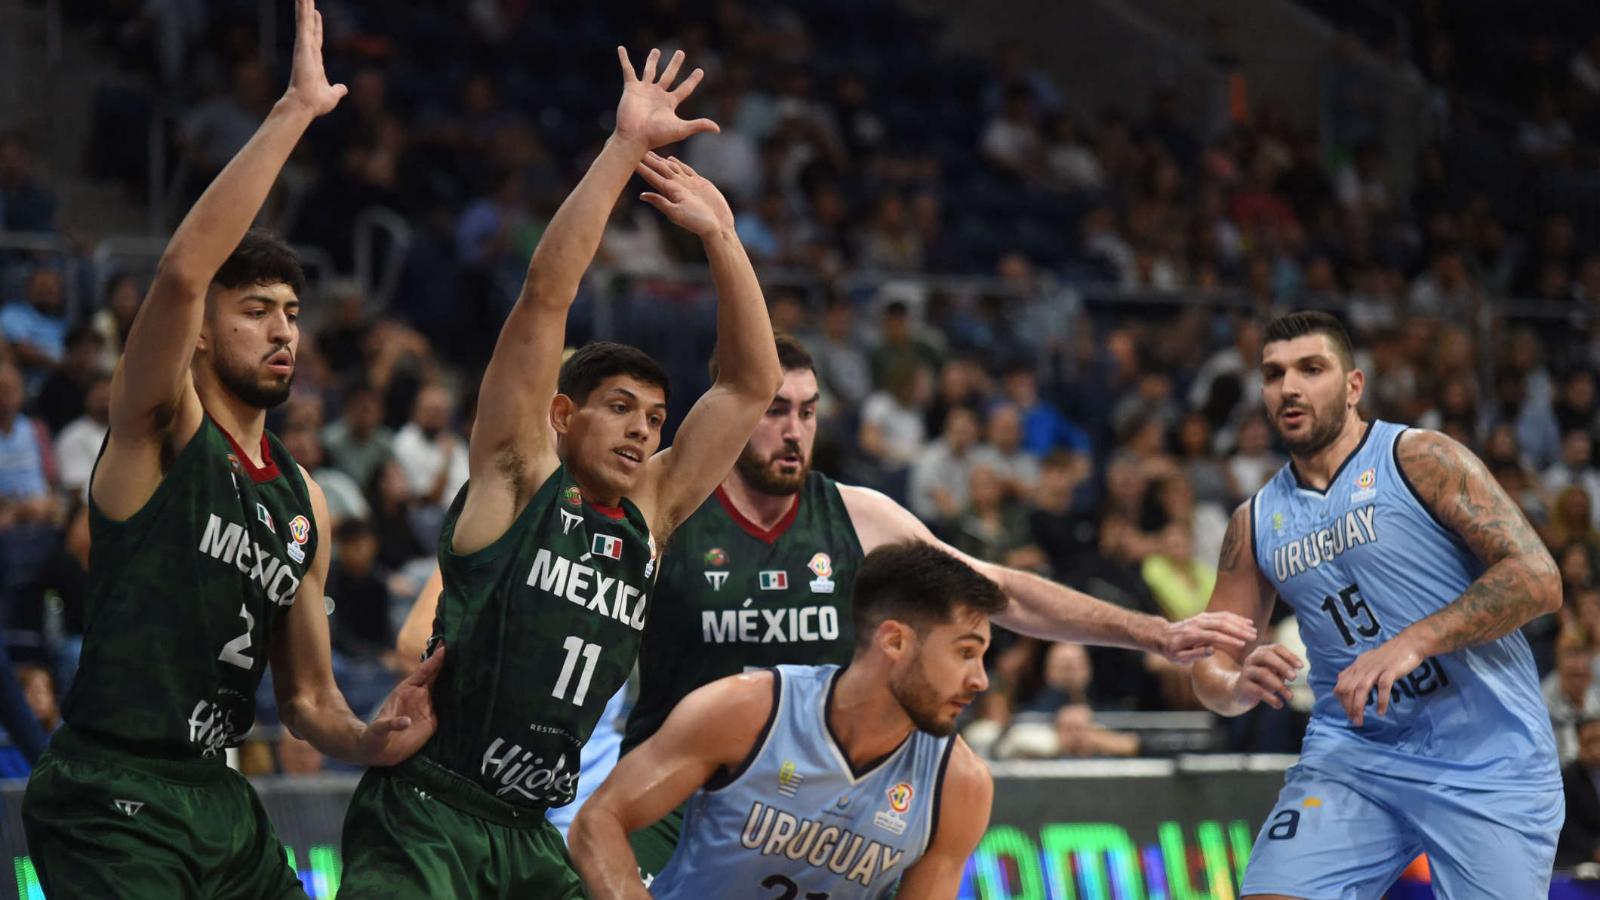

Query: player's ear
878;619;911;661
1346;366;1365;409
550;394;575;435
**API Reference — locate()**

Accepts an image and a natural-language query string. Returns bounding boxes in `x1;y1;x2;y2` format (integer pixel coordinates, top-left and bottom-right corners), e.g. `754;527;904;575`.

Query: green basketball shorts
338;757;585;899
21;727;305;900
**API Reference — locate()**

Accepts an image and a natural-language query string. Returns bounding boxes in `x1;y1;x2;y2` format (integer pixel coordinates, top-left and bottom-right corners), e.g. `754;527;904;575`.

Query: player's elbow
716;358;785;404
151;254;211;297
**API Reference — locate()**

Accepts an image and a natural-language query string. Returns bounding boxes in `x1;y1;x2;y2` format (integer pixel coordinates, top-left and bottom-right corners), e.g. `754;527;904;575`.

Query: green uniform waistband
46;726;236;786
390;755;551;828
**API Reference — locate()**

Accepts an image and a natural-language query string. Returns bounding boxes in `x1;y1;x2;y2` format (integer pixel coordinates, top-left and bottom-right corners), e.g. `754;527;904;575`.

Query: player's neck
828;664;915;770
196;379;268;466
720;471;799;531
1288;414;1368;491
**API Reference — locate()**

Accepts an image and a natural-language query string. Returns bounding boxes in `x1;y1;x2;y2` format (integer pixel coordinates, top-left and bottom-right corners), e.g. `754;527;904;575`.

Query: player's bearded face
734;370;819;496
1263;336;1356;458
1275;376;1347;457
204;288;298;410
890;616;986;738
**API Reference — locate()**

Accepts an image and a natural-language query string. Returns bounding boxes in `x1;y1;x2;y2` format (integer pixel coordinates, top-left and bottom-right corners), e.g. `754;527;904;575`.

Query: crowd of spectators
1;0;1599;782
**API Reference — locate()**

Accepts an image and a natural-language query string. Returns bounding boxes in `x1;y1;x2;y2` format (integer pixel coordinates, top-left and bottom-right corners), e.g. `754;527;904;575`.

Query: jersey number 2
553;636;602;706
218;604;255;669
762;874;830;900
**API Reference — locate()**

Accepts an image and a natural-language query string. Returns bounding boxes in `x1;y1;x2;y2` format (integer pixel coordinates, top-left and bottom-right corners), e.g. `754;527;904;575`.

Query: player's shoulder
1392;426;1486;485
941;736;993;799
683;667;780;724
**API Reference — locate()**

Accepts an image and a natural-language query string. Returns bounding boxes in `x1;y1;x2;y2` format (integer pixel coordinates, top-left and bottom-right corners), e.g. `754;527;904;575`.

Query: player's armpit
570;670;777;898
1394;429;1561;655
892;740;992;900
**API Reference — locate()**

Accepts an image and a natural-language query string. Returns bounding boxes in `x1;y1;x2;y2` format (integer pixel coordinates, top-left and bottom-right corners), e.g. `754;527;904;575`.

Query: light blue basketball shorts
1241;762;1562;899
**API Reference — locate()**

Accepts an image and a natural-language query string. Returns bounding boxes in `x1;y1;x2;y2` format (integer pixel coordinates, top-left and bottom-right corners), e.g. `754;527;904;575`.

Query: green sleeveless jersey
623;472;863;753
62;417;317;761
424;465;656;810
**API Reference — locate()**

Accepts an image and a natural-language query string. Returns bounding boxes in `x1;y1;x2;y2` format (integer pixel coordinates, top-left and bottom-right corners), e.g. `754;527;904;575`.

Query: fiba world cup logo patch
289;515;311;544
808;552;835;594
1351;467;1378;502
886;782;913;814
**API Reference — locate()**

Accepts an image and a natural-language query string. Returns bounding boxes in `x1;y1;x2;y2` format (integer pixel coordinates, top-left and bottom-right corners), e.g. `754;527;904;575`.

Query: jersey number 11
553;636;602;706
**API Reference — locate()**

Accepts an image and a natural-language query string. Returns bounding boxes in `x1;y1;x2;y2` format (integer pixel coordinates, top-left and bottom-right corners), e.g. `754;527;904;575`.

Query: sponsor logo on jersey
1272;512;1285;533
777;760;804;798
187;696;242;757
480;736;580;803
112;799;145;817
759;570;788;590
645;532;658;579
886;782;913;814
1269;503;1379;583
701;605;841;644
739;801;907;887
289;514;311;544
286;542;305;564
808;552;835;593
705;547;728;566
592;533;624;560
705;570;730;591
563;486;582;506
256;503;275;532
1351;467;1378;502
198;513;301;605
559;508;584;535
872;809;908;836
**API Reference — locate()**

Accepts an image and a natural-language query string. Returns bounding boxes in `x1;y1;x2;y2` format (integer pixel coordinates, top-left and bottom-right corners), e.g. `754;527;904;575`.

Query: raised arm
569;670;774;899
1331;429;1561;725
891;741;993;900
840;484;1257;661
634;155;783;536
1191;501;1300;717
95;0;343;521
451;48;718;555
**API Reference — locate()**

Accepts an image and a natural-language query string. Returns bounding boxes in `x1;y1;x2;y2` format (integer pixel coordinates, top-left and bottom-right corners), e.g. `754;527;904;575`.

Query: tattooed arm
1397;429;1561;652
1192;502;1301;717
1332;429;1560;726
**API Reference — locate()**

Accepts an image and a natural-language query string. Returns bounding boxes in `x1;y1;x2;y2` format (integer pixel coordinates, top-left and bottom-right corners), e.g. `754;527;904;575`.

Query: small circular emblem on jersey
1356;468;1375;489
226;453;242;475
704;548;728;567
886;782;913;813
289;515;311;545
563;486;582;506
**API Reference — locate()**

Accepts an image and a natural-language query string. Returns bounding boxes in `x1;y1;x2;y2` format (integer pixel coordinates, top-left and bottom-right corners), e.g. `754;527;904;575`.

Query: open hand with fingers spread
1157;610;1258;664
634;151;734;237
281;0;347;118
357;644;445;767
614;47;719;151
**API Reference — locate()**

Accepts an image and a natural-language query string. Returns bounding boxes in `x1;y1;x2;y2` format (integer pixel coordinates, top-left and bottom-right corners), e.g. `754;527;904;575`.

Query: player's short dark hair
1263;311;1356;371
708;332;813;382
214;228;306;296
558;341;670;406
852;541;1006;653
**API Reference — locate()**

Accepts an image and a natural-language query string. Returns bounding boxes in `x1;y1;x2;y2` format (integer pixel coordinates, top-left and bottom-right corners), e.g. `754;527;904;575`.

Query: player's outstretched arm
892;740;993;900
271;471;444;765
569;670;775;899
1332;429;1561;725
1191;502;1300;717
839;484;1258;661
635;155;783;537
96;0;344;521
452;47;718;555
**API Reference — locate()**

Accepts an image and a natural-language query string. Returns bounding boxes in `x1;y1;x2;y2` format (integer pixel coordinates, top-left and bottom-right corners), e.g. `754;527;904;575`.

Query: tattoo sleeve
1396;430;1561;655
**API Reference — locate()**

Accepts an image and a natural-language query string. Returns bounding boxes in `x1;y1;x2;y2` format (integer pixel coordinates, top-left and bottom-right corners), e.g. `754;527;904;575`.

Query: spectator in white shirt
54;374;110;496
392;383;468;513
909;405;984;523
982;85;1044;181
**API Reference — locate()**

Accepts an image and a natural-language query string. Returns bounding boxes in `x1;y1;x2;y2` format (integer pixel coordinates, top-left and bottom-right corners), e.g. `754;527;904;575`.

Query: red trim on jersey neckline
587;499;626;520
210;416;281;484
715;485;801;544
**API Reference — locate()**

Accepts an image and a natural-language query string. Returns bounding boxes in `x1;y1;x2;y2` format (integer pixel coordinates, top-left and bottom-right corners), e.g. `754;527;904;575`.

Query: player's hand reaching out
1156;610;1258;664
635;152;735;237
281;0;347;118
1334;632;1424;727
614;47;718;151
358;644;445;766
1233;643;1304;710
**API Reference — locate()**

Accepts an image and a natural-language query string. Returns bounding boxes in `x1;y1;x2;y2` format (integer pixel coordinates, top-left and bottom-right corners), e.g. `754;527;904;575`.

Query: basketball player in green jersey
20;3;443;897
399;334;1264;882
336;47;783;899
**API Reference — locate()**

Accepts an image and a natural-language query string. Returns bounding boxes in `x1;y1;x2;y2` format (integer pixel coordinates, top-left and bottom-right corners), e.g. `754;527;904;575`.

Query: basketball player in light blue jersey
568;541;1002;899
1192;311;1564;899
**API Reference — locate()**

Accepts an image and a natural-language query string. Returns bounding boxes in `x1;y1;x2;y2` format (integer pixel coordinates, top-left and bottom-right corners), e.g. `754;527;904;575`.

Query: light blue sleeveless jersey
1250;420;1558;790
651;664;954;899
